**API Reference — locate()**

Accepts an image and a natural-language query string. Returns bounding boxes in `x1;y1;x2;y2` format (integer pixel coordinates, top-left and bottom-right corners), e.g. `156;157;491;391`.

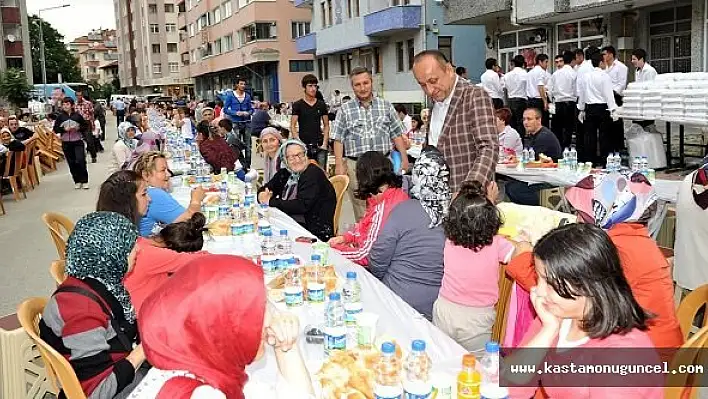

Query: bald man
412;50;498;194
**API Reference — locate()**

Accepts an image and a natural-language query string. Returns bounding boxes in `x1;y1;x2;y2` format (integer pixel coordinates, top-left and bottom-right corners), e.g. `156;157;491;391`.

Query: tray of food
524;154;557;168
267;265;341;303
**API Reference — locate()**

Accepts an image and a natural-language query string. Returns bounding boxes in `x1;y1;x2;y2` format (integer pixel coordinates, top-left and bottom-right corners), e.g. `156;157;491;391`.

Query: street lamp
38;4;70;103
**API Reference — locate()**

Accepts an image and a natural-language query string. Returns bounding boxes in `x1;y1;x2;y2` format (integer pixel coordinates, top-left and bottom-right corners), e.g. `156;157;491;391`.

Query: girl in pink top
505;224;662;399
434;182;516;355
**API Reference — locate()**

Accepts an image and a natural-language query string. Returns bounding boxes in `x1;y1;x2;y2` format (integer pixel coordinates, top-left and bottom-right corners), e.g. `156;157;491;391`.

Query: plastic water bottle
631;157;641;173
613;152;622;171
479;342;502;393
606;153;614;171
261;230;276;256
324;292;346;356
528;147;535;162
403;340;433;398
342;271;362;304
521;148;529;164
375;342;404;399
219;181;228;204
260;203;271;222
561;147;570;171
569;146;578;172
307;254;325;304
276;229;292;271
284;258;304;308
640;156;649;174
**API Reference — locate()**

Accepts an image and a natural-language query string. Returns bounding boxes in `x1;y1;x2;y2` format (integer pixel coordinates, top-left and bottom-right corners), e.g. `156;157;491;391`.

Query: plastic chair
328;175;350;236
18;141;35;191
17;297;87;399
50;260;66;286
665;325;708;399
2;151;27;201
41;213;75;260
492;264;514;343
676;284;708;340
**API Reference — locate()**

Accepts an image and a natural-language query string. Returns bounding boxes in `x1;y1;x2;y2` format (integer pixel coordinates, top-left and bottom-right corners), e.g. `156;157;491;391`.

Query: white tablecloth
496;166;681;203
171;190;466;381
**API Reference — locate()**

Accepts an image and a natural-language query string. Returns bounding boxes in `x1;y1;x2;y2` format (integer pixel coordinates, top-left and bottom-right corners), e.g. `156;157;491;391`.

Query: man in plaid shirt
331;67;409;221
412;50;498;195
75;89;101;163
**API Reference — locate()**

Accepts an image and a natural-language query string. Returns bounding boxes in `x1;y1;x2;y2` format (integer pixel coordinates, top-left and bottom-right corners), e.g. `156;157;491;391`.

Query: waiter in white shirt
480;58;505;110
631;48;658;82
551;51;577;149
578;51;618;165
575;46;599;159
502;55;528;135
602;46;628;153
526;54;550;128
573;49;585;71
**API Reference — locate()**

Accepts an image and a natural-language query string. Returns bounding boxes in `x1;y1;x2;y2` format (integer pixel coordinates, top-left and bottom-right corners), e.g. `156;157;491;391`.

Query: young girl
433;181;516;355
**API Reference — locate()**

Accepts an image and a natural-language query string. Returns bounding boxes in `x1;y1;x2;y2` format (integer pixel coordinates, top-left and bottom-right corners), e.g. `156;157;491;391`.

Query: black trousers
506;180;555;206
84;133;98;161
528;98;549;128
611;92;625;152
62;141;89;184
235;122;251;170
116;110;125;127
552;101;577;149
584;104;613;165
508;98;527;136
98;118;106;141
492;98;504;110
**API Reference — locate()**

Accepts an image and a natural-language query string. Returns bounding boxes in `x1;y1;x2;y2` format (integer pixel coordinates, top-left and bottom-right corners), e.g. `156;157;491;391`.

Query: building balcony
178;11;186;29
295;32;316;54
364;5;421;37
444;0;511;25
4;40;22;57
315;17;379;55
293;0;312;8
0;6;20;24
87;73;101;81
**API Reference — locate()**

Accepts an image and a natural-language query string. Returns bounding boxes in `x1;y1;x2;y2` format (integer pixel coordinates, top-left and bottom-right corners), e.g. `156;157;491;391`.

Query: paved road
0;114;356;317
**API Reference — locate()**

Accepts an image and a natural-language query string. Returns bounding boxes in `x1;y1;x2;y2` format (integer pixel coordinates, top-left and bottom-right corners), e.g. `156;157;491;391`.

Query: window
189;24;195;37
556;18;604;56
222;0;232;18
327;0;333;26
317;58;324;80
166;23;177;33
321;2;327;27
374;46;382;73
153;63;162;74
396;41;404;72
214;7;221;24
392;0;410;4
406;39;415;70
214;38;222;54
290;60;314;72
242;22;277;43
497;28;547;71
351;0;359;17
198;14;209;31
5;58;22;69
438;36;452;65
150;24;160;33
167;43;178;52
148;4;158;13
169;62;179;73
223;34;233;51
152;44;161;53
650;5;692;73
164;3;175;12
340;54;347;75
291;22;311;39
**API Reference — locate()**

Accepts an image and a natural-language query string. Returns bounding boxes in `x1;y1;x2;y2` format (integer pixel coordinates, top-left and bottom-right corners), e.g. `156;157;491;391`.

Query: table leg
665;122;673;168
679;124;685;168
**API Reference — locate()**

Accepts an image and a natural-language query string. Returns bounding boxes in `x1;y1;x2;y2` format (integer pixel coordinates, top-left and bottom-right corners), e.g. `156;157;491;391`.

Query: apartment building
0;0;32;84
69;29;120;85
114;0;193;96
445;0;707;76
294;0;486;107
177;0;314;103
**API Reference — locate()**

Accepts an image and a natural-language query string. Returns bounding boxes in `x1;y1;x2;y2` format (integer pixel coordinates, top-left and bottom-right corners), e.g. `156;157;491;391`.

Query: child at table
433;181;517;356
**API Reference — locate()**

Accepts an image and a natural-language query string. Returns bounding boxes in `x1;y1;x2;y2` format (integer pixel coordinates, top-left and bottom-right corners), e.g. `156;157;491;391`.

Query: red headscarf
139;255;266;399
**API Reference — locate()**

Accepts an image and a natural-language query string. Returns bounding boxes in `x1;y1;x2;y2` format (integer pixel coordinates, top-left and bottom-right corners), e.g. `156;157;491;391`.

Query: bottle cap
412;340;426;352
311;254;321;261
288;257;297;265
381;342;395;354
329;292;341;301
346;271;357;279
485;341;500;353
280;229;288;236
462;354;476;368
260;203;268;208
263;230;272;236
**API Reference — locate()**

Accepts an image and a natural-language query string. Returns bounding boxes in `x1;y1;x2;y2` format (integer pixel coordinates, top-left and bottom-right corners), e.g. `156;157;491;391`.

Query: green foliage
28;15;83;84
0;68;32;107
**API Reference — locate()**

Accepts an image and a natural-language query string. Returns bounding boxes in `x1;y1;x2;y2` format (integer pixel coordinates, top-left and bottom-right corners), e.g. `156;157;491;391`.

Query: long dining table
171;188;467;384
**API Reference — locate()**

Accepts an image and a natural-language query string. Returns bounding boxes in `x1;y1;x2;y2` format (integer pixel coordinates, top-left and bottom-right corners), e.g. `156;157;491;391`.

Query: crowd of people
17;45;707;399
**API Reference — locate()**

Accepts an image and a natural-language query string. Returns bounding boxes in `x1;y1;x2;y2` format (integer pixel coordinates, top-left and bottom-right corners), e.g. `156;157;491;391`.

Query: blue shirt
112;100;126;111
139;187;186;236
223;90;253;123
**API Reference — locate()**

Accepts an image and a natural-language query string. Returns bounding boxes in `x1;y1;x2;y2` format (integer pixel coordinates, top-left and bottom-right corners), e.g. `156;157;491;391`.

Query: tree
28;15;83;84
0;69;32;108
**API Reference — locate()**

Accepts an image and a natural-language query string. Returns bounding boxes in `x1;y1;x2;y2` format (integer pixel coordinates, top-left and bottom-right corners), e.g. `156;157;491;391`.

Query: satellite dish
6;34;16;43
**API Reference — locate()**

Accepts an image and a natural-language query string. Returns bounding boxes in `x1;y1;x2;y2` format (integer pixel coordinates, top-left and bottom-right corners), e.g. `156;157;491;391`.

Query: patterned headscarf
117;121;137;150
65;211;139;323
565;172;658;230
410;148;451;228
278;139;308;200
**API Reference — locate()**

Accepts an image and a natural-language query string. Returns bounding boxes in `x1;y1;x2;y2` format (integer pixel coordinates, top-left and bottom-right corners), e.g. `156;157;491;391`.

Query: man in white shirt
573;48;585;71
480;58;505;109
395;104;413;132
526;53;550;128
502;55;528;135
602;45;629;153
631;48;658;82
328;89;342;120
551;51;578;149
455;66;469;82
578;51;618;165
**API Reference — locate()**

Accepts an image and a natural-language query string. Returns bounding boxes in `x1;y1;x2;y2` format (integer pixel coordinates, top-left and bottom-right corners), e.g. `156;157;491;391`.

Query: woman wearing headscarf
259;127;283;182
113;121;137;171
505;172;684;350
257;139;336;241
195;120;239;173
368;148;450;320
127;255;314;398
674;163;708;293
39;211;146;399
